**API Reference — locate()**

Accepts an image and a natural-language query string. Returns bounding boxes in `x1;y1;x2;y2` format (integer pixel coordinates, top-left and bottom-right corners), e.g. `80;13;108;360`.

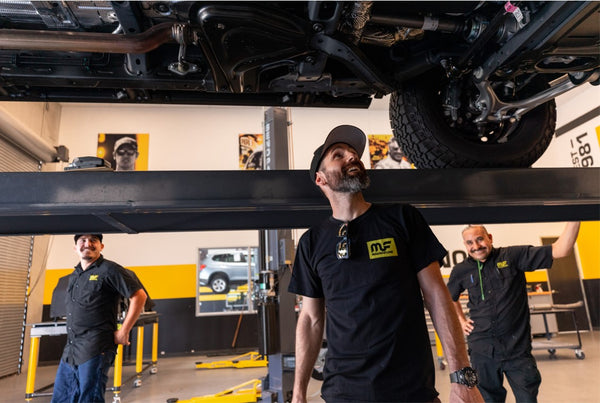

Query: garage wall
0;102;62;374
534;83;600;328
0;102;62;147
39;84;597;358
48;98;578;272
48;97;579;262
41;101;397;359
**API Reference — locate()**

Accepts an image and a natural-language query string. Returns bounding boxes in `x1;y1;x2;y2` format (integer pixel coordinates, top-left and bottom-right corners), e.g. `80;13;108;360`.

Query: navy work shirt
447;245;553;359
63;255;141;365
289;204;447;402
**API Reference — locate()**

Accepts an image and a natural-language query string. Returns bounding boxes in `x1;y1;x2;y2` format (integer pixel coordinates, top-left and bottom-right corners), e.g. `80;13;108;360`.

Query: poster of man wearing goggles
97;133;149;171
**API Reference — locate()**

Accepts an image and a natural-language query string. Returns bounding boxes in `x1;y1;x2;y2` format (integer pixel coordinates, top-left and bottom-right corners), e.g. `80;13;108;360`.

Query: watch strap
449;371;460;383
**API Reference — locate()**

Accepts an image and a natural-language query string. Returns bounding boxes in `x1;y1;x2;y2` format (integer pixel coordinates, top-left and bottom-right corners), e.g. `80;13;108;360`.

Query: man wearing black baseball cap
289;125;483;402
52;234;147;403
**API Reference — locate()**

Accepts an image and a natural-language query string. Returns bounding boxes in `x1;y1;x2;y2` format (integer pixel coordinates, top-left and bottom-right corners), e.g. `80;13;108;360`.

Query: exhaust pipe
0;22;177;53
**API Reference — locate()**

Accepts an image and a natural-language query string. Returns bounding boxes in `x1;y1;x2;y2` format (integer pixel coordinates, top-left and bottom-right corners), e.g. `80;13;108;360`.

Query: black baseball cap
309;125;367;183
74;234;103;243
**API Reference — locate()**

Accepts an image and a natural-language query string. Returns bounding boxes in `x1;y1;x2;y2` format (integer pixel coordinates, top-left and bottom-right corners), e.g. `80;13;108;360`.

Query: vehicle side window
213;253;235;262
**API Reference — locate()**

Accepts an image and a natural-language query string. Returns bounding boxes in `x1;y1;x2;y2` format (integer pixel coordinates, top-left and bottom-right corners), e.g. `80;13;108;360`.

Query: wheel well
209;272;229;282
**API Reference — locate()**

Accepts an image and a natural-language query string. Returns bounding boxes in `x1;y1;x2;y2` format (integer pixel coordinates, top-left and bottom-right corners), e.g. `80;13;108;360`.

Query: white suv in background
198;248;258;293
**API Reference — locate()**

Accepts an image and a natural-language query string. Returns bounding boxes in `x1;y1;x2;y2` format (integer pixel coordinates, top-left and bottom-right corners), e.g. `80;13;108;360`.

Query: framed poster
97;133;149;171
239;134;263;170
368;134;414;169
368;134;392;168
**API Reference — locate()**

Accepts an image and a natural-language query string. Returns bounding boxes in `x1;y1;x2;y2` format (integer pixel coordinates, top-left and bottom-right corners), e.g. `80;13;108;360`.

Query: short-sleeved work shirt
447;245;553;359
289;204;447;402
62;255;141;365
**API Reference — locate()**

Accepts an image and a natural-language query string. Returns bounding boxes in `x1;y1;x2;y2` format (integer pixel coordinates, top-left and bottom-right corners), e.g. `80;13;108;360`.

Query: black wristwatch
450;366;479;388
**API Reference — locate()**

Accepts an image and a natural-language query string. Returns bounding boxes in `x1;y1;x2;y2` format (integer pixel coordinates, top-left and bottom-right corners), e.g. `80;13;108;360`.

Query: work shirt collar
75;254;104;273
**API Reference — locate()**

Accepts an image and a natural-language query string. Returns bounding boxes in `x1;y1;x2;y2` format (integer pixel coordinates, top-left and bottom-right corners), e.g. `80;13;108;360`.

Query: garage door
0;136;40;377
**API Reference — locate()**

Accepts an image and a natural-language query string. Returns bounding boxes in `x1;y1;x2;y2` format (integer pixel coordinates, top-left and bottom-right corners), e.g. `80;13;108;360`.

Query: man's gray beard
327;170;371;193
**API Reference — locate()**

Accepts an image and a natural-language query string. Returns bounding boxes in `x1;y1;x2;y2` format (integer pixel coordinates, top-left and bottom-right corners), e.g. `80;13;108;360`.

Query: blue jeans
51;351;115;403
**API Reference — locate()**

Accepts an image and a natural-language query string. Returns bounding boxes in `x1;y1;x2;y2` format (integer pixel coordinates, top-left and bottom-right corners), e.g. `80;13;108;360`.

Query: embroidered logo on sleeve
89;274;99;281
367;238;398;259
497;261;508;269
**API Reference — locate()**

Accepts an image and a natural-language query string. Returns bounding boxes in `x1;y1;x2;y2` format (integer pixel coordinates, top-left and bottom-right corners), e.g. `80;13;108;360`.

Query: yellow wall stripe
135;133;149;170
43;269;74;305
443;270;549;282
130;264;196;299
525;270;548;283
43;264;197;304
577;221;600;279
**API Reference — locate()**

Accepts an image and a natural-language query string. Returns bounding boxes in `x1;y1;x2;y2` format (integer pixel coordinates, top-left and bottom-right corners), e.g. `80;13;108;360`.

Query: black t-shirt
289;204;447;402
447;245;553;359
62;255;141;365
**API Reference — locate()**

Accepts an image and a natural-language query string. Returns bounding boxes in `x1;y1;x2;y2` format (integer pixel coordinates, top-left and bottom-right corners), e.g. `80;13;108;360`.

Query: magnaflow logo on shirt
89;274;99;281
497;261;508;269
367;238;398;259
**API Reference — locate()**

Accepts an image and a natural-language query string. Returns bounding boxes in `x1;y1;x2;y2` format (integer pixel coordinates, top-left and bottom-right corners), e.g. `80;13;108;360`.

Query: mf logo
89;274;99;281
496;261;508;269
367;238;398;259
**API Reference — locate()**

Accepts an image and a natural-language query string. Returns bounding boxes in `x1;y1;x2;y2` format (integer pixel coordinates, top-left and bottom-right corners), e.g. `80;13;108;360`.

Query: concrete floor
2;331;599;403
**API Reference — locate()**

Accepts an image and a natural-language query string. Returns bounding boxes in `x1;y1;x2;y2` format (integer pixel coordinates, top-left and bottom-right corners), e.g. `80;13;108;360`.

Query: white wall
48;101;392;269
57;104;265;171
535;84;600;168
47;82;596;270
289;97;391;169
0;102;62;147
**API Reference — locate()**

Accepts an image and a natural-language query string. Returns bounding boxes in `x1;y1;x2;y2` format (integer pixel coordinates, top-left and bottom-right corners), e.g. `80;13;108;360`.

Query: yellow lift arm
195;352;267;369
168;379;262;403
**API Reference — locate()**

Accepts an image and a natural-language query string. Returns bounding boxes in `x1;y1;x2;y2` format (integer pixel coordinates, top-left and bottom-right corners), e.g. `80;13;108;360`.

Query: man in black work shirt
51;234;147;403
447;223;580;402
289;125;484;403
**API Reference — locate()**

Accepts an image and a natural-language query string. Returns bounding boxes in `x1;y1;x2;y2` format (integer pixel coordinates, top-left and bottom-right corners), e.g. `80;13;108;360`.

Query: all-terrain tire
389;73;557;168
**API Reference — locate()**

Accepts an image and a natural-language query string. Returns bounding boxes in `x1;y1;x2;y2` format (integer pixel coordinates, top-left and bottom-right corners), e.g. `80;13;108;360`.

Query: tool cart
530;301;585;359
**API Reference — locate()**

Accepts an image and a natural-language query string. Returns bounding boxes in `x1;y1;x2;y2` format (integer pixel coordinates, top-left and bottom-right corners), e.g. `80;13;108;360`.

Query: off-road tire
389;73;557;168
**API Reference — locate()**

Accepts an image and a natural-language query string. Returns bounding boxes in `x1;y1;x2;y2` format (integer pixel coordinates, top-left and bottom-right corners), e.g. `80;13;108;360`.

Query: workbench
528;291;558;335
25;312;159;403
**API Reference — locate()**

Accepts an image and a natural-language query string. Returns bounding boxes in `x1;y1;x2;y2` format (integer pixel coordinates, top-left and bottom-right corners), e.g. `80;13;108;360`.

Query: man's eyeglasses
116;148;136;156
336;222;350;260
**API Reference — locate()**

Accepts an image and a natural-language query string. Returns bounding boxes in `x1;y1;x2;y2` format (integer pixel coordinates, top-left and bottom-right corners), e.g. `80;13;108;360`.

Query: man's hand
114;328;130;346
114;288;147;346
458;316;474;336
450;383;484;403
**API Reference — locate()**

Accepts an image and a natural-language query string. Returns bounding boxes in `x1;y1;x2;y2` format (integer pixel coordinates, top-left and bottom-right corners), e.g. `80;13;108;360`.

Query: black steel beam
0;168;597;236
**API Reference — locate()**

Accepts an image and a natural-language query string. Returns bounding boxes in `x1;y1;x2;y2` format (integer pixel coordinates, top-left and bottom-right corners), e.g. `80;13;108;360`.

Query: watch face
451;367;479;387
463;368;479;387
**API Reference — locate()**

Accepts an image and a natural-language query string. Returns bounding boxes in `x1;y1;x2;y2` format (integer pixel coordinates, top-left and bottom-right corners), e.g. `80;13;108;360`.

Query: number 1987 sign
570;131;597;167
541;110;600;168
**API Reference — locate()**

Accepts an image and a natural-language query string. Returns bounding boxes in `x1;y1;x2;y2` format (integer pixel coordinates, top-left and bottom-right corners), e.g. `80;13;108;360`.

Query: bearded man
288;125;484;403
447;223;579;403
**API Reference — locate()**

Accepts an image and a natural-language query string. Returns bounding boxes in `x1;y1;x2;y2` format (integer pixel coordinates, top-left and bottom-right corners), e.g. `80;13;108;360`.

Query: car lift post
256;107;297;403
